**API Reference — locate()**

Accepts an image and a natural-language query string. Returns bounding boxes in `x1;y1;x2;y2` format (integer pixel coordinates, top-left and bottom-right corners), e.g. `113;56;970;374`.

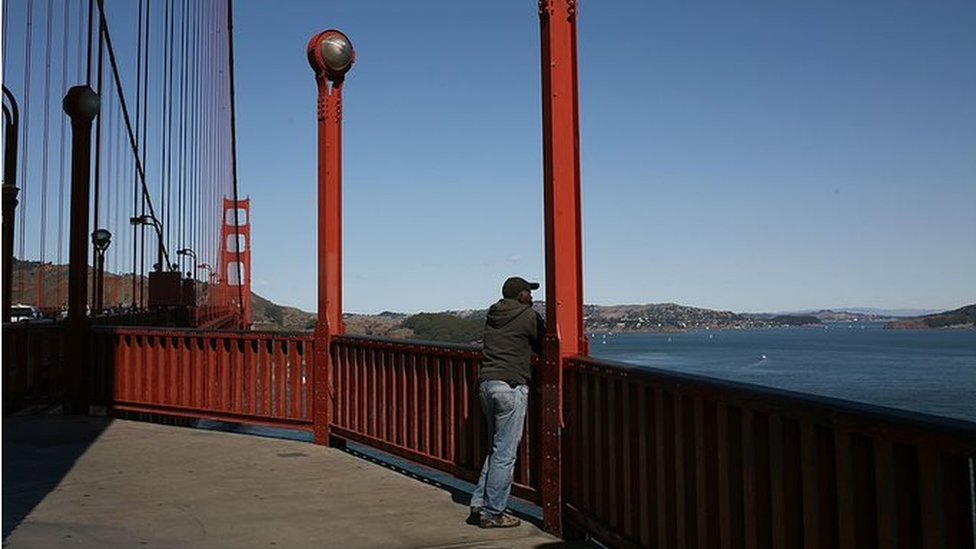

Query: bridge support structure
308;29;355;446
539;0;588;537
219;197;252;328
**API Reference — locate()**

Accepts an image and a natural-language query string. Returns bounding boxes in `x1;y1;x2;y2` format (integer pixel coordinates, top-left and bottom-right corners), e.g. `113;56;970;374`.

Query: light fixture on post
176;248;198;279
197;263;215;318
132;213;179;308
129;213;165;271
197;262;213;281
90;228;112;314
307;28;355;446
176;248;199;311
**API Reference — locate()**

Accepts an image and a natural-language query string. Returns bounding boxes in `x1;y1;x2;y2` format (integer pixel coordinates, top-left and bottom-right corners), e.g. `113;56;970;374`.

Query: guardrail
330;335;541;502
2;323;65;413
563;356;976;549
7;323;973;547
90;327;314;430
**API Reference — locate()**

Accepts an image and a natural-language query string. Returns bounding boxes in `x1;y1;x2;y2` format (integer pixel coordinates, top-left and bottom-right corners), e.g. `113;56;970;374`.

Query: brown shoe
479;514;521;529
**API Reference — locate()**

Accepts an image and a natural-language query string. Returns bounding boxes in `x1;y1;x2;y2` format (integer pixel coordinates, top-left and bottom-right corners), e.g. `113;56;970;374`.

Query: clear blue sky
231;1;976;315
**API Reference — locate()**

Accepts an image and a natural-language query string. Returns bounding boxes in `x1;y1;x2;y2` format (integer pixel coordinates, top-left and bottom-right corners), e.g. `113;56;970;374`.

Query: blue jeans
470;380;529;518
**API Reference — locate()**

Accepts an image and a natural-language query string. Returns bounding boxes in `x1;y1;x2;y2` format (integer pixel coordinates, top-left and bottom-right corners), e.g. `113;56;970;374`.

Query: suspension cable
91;0;104;303
93;0;171;267
38;0;54;308
18;0;34;304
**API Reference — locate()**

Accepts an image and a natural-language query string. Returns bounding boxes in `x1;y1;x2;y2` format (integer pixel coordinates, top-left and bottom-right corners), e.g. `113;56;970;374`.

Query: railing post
308;29;355;446
63;85;99;413
539;0;588;537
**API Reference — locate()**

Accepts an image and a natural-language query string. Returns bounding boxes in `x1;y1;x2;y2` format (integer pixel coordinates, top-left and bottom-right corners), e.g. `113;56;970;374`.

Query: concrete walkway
3;416;589;548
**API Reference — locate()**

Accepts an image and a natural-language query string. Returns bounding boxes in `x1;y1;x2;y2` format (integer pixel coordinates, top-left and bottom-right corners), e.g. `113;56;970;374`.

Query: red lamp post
307;29;354;446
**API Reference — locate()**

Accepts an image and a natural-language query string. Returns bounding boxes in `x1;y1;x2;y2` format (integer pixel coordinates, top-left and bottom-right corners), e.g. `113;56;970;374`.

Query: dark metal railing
330;335;541;502
2;323;64;412
563;356;976;549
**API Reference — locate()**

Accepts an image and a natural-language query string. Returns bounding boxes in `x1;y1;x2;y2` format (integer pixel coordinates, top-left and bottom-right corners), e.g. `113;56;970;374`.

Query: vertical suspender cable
91;0;104;305
38;0;54;308
57;0;72;309
158;0;167;270
178;0;187;275
85;0;93;85
159;0;173;270
107;51;116;284
165;0;175;266
19;0;34;304
131;0;143;306
95;0;174;282
76;0;83;82
203;3;210;287
1;0;7;81
196;0;201;283
226;0;244;321
140;0;151;302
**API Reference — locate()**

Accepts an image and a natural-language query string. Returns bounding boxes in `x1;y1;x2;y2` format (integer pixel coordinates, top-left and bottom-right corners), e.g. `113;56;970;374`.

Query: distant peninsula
883;304;976;330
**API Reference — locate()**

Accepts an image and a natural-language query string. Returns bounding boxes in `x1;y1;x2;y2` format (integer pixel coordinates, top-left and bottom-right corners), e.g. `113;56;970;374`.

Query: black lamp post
91;228;111;313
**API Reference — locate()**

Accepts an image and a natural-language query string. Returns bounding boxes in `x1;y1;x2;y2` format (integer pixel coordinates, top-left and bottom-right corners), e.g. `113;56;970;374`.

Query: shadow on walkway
2;414;112;540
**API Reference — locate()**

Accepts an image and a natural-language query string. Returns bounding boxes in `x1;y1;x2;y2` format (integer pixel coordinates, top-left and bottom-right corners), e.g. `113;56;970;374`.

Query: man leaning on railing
468;276;545;528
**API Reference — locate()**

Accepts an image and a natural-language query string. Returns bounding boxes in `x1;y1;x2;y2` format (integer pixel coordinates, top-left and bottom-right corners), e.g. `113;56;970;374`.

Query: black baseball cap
502;276;540;298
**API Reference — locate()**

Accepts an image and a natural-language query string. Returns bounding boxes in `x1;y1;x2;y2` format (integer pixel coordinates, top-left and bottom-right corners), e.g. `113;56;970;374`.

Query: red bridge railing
330;335;541;502
90;327;314;430
563;356;976;549
4;323;973;547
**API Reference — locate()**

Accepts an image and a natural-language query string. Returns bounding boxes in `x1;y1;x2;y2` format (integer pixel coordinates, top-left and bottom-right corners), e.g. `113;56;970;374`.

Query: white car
10;304;40;323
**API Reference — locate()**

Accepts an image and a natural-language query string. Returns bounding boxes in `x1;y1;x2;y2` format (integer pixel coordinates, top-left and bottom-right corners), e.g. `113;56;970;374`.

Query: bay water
589;323;976;423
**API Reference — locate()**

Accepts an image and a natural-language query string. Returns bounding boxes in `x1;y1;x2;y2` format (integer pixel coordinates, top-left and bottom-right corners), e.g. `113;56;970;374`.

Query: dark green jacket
479;298;545;385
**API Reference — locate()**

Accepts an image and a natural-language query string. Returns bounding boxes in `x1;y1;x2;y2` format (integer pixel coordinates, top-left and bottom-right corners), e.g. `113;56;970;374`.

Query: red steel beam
539;0;588;536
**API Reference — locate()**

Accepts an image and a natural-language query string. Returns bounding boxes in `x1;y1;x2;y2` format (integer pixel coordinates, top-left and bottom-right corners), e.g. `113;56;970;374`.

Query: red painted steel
307;29;353;446
330;335;542;503
562;356;976;549
218;197;252;328
8;325;976;549
89;327;314;430
538;0;589;534
539;0;586;360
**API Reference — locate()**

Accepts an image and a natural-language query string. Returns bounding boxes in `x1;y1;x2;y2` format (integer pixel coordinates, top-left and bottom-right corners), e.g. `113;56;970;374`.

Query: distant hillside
250;293;316;331
9;258;142;310
587;303;821;332
803;310;895;322
11;260;970;337
884;304;976;329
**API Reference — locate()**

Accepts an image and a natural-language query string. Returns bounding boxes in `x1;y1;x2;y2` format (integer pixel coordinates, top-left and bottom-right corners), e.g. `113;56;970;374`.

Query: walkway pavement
3;415;590;548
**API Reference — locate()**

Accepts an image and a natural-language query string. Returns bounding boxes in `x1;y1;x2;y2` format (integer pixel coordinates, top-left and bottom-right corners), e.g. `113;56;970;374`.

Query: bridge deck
3;416;581;548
